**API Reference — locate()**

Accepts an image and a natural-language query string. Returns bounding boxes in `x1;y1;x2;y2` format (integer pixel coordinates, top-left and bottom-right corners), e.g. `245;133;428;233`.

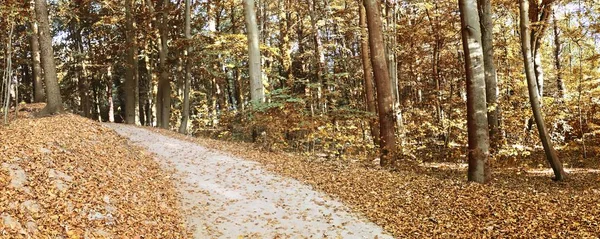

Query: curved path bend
105;123;392;239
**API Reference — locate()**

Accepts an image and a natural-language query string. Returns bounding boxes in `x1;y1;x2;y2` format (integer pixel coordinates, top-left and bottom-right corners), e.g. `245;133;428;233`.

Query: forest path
104;123;392;239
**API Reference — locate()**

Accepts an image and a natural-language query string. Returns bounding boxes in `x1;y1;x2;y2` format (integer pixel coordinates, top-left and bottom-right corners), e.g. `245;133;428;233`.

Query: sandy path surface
104;124;392;239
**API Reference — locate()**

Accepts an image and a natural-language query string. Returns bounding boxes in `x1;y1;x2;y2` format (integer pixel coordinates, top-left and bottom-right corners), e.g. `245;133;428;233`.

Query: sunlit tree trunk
179;0;192;134
459;0;490;183
478;0;500;148
364;0;397;166
30;13;44;103
34;0;63;115
552;8;565;100
519;0;566;181
529;0;554;98
244;0;265;104
359;2;380;145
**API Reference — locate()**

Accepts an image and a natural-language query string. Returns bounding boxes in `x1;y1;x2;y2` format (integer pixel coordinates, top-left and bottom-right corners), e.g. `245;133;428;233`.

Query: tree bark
359;2;380;145
519;0;566;181
124;0;139;124
34;0;63;115
30;16;44;103
459;0;491;183
155;0;171;128
552;8;565;99
478;0;500;148
243;0;265;104
364;0;397;166
529;0;554;99
179;0;192;134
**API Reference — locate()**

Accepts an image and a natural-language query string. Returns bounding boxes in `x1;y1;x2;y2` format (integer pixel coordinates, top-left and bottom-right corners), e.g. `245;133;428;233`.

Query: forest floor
2;105;600;238
105;123;392;238
0;104;187;238
146;127;600;238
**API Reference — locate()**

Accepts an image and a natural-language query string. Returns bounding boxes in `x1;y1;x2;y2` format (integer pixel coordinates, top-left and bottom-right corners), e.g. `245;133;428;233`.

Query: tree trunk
179;0;192;134
478;0;500;148
459;0;491;183
519;0;566;181
34;0;63;115
359;2;380;145
364;0;396;166
552;8;565;99
308;0;325;113
156;0;171;128
124;0;139;124
243;0;265;104
30;17;44;103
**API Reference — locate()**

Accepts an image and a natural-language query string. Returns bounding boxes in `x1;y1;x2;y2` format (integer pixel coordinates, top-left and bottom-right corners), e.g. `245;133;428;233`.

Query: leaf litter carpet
0;106;186;238
105;123;392;239
146;127;600;238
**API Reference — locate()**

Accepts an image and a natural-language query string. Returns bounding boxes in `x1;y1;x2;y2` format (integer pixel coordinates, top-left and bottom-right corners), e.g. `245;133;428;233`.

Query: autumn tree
30;11;44;103
459;0;491;183
364;0;397;166
179;0;192;134
124;0;139;124
359;1;379;145
243;0;265;103
34;0;63;115
519;0;566;181
478;0;500;148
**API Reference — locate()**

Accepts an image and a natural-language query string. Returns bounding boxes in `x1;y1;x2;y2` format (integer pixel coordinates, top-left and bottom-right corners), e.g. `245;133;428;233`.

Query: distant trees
34;0;63;115
4;0;599;182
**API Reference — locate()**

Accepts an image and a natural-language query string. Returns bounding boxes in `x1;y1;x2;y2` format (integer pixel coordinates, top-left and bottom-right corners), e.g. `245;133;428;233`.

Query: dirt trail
104;123;393;239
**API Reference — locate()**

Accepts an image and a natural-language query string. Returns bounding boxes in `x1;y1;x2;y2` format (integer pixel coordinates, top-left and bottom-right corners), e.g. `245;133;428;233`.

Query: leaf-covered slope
0;109;186;238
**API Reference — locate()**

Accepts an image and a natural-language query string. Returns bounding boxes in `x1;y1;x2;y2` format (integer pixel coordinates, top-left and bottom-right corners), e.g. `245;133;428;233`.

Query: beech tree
359;1;379;145
179;0;192;134
34;0;63;115
30;13;44;103
519;0;566;181
478;0;500;148
124;0;139;124
244;0;265;103
459;0;490;183
364;0;397;166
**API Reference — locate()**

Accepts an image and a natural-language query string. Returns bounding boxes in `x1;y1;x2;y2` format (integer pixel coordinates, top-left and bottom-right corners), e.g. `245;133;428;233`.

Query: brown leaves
0;111;187;238
152;127;600;238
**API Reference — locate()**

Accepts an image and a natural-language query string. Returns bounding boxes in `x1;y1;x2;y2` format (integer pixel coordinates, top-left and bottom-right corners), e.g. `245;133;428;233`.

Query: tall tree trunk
30;17;44;103
156;0;171;128
243;0;265;103
308;0;325;113
124;0;139;124
529;0;554;99
34;0;63;115
478;0;500;148
179;0;192;134
459;0;491;183
359;2;380;145
364;0;397;166
519;0;566;181
552;8;565;100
